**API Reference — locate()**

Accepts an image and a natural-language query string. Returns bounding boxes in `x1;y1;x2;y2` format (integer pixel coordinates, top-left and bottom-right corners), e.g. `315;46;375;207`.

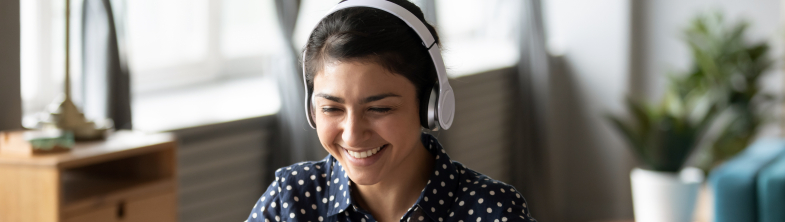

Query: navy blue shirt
246;133;536;222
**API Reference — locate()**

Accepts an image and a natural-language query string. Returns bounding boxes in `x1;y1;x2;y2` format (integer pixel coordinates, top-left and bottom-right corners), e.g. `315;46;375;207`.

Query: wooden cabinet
0;131;178;222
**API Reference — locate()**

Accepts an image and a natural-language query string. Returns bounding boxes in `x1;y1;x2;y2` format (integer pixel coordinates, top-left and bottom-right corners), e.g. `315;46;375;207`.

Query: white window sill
132;76;280;132
442;40;519;78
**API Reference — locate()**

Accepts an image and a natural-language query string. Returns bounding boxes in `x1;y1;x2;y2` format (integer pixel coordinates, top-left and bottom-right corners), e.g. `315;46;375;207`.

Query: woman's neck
352;141;434;222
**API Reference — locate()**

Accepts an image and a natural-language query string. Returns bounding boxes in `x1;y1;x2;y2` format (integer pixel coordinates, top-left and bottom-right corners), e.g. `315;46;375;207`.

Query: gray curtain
512;0;554;220
272;0;324;170
0;0;21;131
81;0;132;130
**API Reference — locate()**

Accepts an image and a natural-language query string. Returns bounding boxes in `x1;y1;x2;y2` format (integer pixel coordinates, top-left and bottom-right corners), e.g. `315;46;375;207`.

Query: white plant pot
630;167;704;222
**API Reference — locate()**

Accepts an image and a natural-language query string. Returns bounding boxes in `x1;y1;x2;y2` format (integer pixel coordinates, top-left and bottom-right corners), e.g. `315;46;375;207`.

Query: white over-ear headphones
302;0;455;131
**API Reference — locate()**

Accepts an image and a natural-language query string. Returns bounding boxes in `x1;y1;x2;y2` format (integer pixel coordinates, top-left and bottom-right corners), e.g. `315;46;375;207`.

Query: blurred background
1;0;784;221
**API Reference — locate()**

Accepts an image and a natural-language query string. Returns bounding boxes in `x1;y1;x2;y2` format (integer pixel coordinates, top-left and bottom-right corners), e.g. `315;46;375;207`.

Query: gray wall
0;0;22;131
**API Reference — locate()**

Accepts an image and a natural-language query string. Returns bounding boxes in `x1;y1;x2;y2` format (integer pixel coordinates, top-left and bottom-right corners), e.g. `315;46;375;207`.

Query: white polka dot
322;198;327;203
283;202;288;208
270;190;276;196
479;198;484;204
502;217;508;222
317;186;322;192
275;215;280;221
468;209;474;215
441;182;446;187
292;171;297;175
362;218;366;222
497;202;502;207
476;217;481;222
319;216;324;221
289;212;295;218
310;175;316;180
312;204;317;210
436;171;440;176
322;173;326;178
271;202;277;208
439;199;444;205
339;184;343;190
294;196;299;202
470;191;475;196
487;207;492;213
305;191;311;197
286;185;292;190
419;216;425;221
335;202;339;208
516;193;521;198
439;217;443;222
459;201;464;206
433;189;438;194
507;207;512;213
261;197;266;202
301;208;306;214
443;164;447;169
482;184;487;188
334;178;339;183
450;174;454;180
316;165;321;169
304;166;310;170
425;196;429;202
500;188;506;193
490;191;495;195
298;180;304;185
448;192;453;197
330;195;334;201
253;213;257;218
261;206;265;212
495;220;499;222
450;212;454;217
432;207;436;212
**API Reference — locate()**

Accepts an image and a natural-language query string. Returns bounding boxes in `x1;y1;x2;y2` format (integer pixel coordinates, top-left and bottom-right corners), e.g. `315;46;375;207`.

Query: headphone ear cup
419;84;438;130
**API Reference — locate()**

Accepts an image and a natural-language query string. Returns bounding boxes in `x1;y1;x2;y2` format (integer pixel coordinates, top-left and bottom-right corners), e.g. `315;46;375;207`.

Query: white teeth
347;145;384;159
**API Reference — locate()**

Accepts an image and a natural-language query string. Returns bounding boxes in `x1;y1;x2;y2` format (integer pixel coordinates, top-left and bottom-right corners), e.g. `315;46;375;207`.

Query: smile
345;145;386;159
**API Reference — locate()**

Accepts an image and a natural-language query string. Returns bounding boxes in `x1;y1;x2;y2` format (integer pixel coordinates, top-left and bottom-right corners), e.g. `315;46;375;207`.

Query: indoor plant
609;12;776;222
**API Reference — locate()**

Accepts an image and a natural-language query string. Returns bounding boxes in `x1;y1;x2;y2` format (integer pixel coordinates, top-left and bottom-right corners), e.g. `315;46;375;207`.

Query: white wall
544;0;635;220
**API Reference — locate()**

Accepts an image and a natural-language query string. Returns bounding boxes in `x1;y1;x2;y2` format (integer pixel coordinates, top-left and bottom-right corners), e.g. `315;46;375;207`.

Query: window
435;0;521;77
20;0;83;127
127;0;283;131
126;0;284;93
21;0;284;131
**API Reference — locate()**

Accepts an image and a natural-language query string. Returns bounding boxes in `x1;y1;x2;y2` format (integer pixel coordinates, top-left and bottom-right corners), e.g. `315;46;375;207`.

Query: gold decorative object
50;0;112;140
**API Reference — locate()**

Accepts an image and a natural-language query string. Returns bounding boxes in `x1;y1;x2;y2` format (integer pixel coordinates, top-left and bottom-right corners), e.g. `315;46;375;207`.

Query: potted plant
608;77;714;222
608;12;776;222
680;13;775;171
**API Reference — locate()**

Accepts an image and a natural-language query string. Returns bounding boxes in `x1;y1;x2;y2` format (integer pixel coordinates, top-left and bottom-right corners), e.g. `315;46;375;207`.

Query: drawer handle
117;201;126;219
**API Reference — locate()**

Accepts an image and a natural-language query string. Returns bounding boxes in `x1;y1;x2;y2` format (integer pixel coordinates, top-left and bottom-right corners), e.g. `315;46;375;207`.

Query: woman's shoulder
450;161;536;221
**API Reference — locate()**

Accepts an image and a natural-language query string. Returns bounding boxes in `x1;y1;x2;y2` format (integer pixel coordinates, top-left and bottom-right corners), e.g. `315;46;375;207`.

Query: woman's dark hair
303;0;440;106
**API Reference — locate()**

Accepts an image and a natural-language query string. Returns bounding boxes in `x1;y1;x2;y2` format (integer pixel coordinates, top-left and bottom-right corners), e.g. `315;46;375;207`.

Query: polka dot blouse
246;133;536;222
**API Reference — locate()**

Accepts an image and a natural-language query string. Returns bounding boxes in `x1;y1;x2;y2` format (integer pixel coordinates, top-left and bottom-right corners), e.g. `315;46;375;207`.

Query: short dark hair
303;0;441;105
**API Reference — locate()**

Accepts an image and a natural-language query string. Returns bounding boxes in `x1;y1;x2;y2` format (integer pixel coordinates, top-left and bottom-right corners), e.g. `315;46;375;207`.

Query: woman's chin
346;169;384;186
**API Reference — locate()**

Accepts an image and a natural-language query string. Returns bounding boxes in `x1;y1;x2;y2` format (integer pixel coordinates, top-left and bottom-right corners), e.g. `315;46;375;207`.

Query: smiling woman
246;0;535;221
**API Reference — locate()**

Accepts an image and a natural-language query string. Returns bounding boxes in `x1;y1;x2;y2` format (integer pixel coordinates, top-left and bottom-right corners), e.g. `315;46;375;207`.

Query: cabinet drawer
63;192;176;222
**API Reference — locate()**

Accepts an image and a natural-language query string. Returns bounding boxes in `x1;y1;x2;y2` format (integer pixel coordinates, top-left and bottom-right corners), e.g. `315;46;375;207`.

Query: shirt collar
415;133;461;221
325;133;460;220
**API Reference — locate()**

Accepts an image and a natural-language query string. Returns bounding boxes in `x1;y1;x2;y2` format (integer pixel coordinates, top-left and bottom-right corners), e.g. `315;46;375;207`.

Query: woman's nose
342;111;370;147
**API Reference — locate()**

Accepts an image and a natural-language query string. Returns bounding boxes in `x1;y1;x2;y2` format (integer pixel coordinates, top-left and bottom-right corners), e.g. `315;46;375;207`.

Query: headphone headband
303;0;455;130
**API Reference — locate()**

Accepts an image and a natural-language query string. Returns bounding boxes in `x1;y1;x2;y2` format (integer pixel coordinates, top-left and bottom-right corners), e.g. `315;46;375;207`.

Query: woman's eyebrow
315;93;344;103
361;93;400;104
313;93;400;104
